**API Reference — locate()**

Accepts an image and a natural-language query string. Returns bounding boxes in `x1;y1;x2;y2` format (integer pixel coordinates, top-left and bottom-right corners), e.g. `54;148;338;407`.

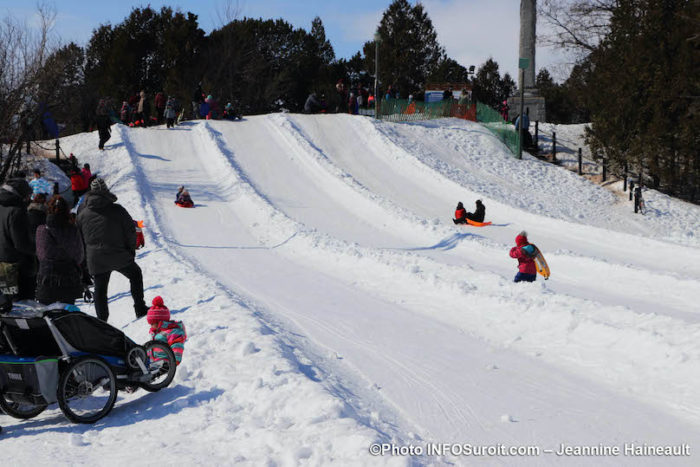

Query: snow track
4;115;699;466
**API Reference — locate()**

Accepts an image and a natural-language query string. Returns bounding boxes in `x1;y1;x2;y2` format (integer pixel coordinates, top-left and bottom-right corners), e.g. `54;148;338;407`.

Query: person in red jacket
453;201;467;224
70;167;88;206
81;163;92;186
509;231;537;282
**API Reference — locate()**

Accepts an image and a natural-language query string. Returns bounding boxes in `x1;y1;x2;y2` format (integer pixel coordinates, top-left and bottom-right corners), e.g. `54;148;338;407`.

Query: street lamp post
374;31;381;119
517;57;529;160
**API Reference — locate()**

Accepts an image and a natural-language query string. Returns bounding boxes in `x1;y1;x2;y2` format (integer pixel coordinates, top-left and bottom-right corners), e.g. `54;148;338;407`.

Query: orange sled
175;201;194;208
465;219;492;227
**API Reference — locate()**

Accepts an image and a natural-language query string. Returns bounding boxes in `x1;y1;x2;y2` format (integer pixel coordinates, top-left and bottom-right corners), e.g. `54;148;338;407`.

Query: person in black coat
0;178;36;299
465;200;486;223
27;193;47;243
76;178;147;321
304;93;321;114
96;98;113;150
35;195;84;304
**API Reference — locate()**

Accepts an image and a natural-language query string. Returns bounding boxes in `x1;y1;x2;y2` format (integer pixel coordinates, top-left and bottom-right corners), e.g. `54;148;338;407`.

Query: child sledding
175;186;194;208
453;200;490;226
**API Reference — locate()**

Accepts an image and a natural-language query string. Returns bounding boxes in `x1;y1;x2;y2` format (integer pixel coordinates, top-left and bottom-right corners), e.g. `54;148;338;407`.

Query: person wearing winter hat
509;230;537;282
77;177;148;321
466;200;486;223
147;296;187;365
453;201;467;224
0;178;36;299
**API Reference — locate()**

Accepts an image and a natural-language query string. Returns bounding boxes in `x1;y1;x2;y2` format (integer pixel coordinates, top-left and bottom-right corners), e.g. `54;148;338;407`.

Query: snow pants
93;261;147;322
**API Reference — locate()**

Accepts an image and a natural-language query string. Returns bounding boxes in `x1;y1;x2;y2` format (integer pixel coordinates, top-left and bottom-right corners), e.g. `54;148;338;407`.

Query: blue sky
0;0;573;81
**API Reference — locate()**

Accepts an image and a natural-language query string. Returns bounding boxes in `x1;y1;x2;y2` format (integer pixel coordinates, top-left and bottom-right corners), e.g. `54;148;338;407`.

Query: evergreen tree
363;0;445;98
472;58;510;109
586;0;699;199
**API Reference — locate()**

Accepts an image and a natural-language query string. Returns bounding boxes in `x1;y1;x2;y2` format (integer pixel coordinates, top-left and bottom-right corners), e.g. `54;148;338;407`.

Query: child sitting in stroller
147;296;186;365
175;186;194;208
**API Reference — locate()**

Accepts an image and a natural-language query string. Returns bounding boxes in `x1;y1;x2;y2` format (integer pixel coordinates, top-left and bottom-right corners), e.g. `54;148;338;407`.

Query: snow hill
4;115;700;466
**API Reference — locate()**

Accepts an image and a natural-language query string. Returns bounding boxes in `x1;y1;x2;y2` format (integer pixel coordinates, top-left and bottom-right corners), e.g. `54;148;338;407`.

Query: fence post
55;139;60;162
578;148;582;175
602;156;607;182
535;121;539;147
623;162;628;191
629;181;634;201
552;132;557;161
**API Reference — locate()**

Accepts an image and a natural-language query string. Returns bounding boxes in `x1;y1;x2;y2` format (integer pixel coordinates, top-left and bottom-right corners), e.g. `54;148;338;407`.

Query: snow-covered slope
4;115;699;466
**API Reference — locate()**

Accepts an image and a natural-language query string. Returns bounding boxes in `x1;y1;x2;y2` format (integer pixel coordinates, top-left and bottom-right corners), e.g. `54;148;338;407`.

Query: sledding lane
195;117;700;427
285;114;700;319
122;118;700;464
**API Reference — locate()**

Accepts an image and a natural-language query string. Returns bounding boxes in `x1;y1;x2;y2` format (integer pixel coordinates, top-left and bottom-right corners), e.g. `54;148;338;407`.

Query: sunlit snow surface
4;115;699;466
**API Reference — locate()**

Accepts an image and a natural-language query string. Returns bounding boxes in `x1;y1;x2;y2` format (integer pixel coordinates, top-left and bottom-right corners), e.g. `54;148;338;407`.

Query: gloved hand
83;286;94;303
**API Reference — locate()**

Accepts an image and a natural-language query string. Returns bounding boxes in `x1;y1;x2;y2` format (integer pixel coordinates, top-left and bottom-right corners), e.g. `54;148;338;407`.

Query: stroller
0;295;176;424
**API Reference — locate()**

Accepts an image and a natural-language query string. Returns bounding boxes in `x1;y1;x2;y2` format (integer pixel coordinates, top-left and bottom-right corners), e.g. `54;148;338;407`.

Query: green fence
376;99;453;122
376;98;520;156
475;102;520;155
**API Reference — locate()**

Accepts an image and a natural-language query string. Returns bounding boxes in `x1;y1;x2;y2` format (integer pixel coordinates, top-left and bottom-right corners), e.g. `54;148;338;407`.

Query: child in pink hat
147;296;187;365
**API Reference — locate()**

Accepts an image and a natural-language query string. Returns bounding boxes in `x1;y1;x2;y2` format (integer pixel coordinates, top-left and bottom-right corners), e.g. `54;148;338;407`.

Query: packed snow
3;114;699;466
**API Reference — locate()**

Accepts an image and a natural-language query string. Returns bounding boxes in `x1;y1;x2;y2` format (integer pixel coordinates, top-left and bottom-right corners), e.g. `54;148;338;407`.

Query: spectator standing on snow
335;79;348;113
515;109;533;148
70;167;88;206
0;178;36;299
81;163;92;187
164;96;178;128
137;90;150;127
29;169;53;197
120;101;130;124
443;86;454;101
27;193;47;243
509;231;537;283
154;91;167;124
35;195;84;304
95;98;113;149
77;178;148;321
192;82;204;119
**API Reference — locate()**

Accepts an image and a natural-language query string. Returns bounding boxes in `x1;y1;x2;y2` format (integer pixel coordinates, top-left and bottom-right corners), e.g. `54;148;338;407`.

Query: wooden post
623;162;628;191
534;121;539;146
552;132;557;161
578;148;582;175
629;181;634;201
602;156;607;182
55;139;60;162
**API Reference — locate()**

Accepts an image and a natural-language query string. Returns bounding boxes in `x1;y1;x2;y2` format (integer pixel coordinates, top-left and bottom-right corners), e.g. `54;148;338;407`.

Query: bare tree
538;0;616;57
0;2;60;182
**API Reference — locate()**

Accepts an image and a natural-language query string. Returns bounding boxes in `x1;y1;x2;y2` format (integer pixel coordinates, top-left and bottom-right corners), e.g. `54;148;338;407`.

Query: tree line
1;0;696;201
539;0;699;201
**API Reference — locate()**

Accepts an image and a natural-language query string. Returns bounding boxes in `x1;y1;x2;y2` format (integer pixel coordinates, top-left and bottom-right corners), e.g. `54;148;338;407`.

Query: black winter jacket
473;203;486;223
27;202;47;243
76;191;136;275
35;215;84;303
0;187;35;275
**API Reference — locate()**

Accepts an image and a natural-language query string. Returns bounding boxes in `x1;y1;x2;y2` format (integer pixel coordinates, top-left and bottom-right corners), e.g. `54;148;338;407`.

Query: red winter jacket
455;208;467;220
510;246;536;274
71;172;87;191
